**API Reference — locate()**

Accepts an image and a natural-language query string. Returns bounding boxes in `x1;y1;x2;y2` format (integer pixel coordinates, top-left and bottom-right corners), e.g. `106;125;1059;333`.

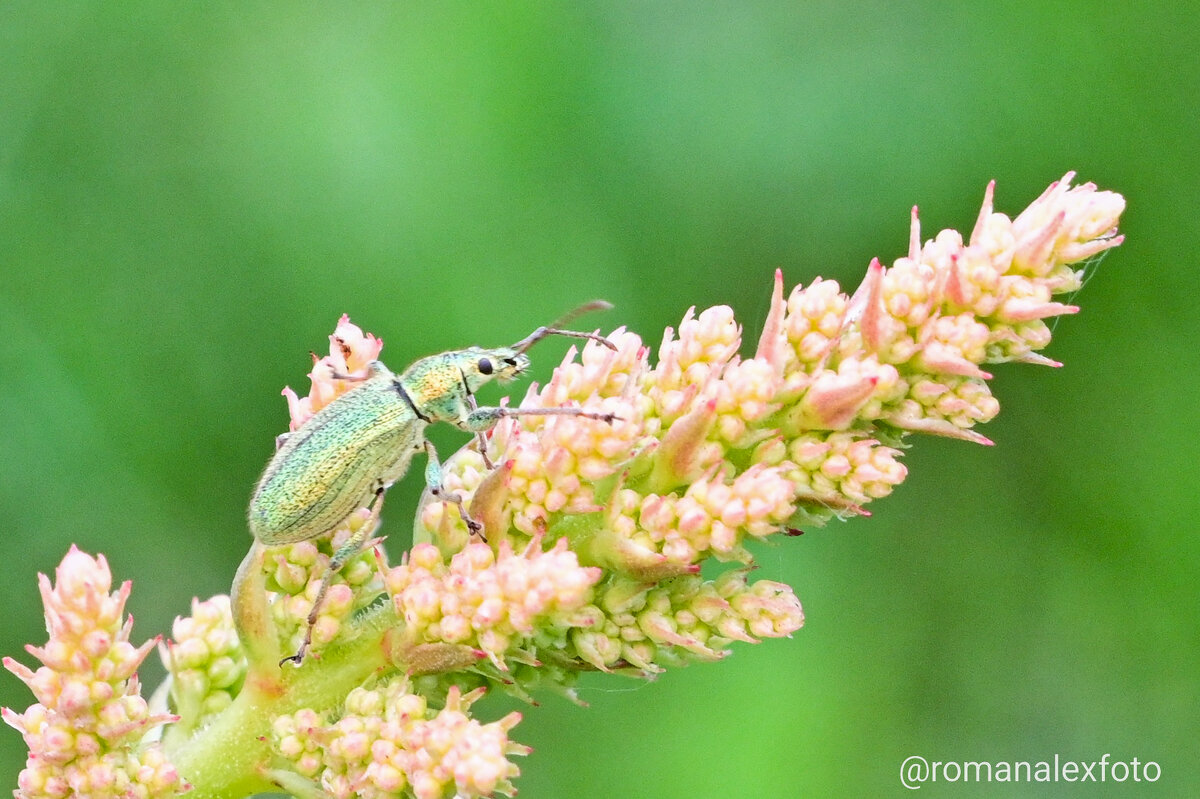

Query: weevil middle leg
424;439;486;540
427;407;619;538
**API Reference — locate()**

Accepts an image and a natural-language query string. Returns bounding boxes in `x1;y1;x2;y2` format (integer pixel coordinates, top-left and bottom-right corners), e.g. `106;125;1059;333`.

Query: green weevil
249;302;617;665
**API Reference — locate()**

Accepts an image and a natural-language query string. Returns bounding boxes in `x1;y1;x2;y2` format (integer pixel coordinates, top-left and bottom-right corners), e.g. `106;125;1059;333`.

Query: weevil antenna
511;300;616;353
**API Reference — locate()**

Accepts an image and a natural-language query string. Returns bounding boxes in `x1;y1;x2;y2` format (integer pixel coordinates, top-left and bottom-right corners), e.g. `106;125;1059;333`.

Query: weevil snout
486;348;530;383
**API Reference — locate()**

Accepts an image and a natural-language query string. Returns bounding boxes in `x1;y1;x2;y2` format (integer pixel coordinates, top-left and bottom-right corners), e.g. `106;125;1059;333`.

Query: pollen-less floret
648;306;742;425
785;277;849;371
491;393;642;536
786;432;907;508
711;357;784;446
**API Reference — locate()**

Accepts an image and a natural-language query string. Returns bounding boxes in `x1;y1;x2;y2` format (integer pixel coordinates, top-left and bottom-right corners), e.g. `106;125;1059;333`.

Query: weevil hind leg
474;430;494;470
462;393;495;470
279;485;388;668
331;483;387;570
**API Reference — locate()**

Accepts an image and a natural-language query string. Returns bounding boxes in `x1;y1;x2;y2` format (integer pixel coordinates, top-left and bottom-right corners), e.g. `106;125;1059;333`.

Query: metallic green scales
249;365;421;545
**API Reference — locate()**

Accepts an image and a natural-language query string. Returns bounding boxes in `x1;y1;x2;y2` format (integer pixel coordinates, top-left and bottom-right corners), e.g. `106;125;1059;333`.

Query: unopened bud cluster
572;570;804;672
283;313;384;431
273;678;527;799
160;595;246;728
384;539;601;672
2;547;183;798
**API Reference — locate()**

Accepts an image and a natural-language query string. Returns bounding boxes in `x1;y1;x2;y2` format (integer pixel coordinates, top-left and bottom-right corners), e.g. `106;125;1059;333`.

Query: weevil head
459;346;531;389
401;346;532;412
399;304;613;420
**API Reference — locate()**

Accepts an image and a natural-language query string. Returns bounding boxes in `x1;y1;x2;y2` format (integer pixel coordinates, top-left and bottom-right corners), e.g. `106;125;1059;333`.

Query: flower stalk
4;174;1124;798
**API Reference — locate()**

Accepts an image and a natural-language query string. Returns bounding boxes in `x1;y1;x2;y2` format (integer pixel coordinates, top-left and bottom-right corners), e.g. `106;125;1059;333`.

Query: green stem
165;543;399;797
166;609;395;798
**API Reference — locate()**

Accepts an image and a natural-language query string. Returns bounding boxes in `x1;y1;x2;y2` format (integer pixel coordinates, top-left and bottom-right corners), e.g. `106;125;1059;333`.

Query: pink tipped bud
754;269;791;373
796;369;880;430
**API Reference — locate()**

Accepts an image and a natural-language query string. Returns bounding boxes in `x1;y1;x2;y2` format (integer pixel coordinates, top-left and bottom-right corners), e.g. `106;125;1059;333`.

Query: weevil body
248;306;616;665
249;347;530;547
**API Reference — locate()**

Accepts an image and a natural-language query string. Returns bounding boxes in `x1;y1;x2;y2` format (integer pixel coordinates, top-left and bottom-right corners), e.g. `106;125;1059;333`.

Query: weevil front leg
280;484;387;668
474;430;493;470
463;392;495;470
424;440;485;539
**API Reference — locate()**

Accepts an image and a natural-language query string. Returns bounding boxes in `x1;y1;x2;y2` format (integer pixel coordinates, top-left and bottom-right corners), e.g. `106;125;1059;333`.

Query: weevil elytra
248;302;618;665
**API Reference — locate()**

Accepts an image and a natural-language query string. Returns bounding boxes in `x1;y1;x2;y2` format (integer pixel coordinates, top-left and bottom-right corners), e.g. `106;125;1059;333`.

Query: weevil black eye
477;358;493;375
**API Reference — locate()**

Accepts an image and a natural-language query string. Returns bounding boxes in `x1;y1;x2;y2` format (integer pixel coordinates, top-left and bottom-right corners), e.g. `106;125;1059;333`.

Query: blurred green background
2;2;1196;796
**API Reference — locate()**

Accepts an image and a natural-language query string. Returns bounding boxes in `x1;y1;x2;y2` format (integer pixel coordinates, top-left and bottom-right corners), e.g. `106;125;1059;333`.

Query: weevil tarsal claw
431;485;486;541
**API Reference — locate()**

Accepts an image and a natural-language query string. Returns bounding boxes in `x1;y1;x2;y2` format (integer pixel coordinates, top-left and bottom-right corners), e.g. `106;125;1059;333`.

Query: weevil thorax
399;346;531;422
